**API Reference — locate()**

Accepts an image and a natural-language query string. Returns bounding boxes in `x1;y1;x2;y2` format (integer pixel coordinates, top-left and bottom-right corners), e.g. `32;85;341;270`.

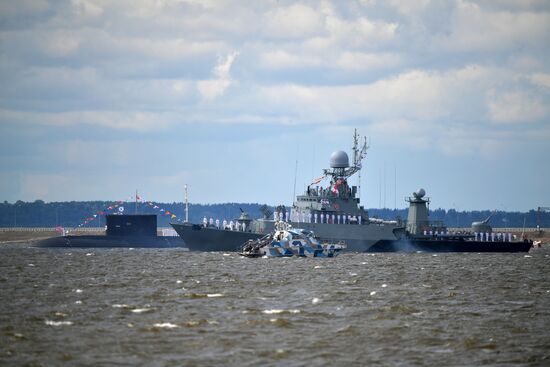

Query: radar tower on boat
323;129;368;182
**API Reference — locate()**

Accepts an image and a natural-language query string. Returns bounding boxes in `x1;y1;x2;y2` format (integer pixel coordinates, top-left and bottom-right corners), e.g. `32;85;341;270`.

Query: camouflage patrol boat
238;221;346;258
171;130;406;252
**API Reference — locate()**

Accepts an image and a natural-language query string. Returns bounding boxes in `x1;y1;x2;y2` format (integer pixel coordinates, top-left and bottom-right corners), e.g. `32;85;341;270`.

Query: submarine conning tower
406;189;430;235
106;214;157;237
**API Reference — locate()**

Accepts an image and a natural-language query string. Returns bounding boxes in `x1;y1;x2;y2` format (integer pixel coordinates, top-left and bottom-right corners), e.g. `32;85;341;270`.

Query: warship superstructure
171;130;406;252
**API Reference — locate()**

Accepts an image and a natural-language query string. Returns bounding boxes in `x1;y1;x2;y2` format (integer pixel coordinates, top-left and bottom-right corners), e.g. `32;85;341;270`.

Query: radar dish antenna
413;188;426;199
322;129;369;181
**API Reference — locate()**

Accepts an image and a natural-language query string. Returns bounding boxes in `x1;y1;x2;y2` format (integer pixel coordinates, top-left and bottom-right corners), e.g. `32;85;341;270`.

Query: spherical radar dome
330;150;350;168
413;188;426;199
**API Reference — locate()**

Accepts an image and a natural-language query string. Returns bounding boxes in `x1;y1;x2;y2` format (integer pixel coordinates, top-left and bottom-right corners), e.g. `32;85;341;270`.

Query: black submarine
35;214;185;248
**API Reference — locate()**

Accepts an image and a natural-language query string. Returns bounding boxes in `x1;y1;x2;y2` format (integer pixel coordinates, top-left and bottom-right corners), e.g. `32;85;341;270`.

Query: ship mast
184;184;189;223
323;129;368;182
353;129;368;201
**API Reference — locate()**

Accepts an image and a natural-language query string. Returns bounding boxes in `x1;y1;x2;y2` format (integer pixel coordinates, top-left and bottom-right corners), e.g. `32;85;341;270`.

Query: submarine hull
35;215;186;248
35;235;185;248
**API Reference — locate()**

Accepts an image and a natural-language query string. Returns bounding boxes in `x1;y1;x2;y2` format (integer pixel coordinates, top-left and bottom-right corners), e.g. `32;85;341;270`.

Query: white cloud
487;90;548;124
323;9;398;49
41;31;82;57
71;0;104;17
441;0;550;52
0;109;177;132
1;1;549;207
336;52;401;71
260;50;322;70
197;51;239;100
263;4;326;40
258;65;497;123
530;73;550;89
388;0;431;16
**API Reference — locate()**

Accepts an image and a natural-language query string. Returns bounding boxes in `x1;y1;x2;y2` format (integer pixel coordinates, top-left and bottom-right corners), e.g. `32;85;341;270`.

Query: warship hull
367;238;532;253
171;224;265;251
171;222;403;252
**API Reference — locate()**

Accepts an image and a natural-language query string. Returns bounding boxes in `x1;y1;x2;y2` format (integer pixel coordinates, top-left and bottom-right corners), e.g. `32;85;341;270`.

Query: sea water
0;243;549;366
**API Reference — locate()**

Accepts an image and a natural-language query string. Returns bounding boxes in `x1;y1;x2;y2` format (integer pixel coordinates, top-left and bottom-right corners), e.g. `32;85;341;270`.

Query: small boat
238;221;346;258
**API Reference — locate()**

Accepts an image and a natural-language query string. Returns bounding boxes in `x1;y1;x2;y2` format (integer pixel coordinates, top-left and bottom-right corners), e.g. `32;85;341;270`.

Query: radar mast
323;129;368;181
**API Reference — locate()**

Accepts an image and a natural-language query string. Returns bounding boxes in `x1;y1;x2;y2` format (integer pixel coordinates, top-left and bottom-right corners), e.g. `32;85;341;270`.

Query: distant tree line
0;200;548;228
0;201;271;228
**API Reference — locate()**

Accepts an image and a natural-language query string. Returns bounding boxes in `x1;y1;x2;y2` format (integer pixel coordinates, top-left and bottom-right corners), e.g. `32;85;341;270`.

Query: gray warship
171;130;406;252
368;189;532;252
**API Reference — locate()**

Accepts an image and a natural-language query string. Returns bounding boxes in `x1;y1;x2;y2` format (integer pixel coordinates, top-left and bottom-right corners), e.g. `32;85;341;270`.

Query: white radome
330;150;349;168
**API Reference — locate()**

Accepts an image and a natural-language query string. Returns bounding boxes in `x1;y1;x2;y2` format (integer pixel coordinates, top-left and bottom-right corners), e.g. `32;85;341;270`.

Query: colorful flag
310;175;326;185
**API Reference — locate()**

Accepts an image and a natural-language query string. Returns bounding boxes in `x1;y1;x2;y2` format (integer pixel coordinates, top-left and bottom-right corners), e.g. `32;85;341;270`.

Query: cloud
1;1;549;208
487;90;548;124
0;109;177;132
71;0;104;17
0;0;49;18
336;52;401;71
263;4;326;40
322;5;398;49
260;49;322;70
197;51;239;100
439;0;550;52
257;65;497;123
530;73;550;89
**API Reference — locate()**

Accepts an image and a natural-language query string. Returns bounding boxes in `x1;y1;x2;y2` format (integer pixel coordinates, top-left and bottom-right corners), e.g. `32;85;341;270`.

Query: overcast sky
1;0;549;211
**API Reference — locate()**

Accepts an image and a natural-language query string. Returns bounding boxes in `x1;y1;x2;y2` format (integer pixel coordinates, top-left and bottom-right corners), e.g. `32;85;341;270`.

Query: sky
0;0;549;211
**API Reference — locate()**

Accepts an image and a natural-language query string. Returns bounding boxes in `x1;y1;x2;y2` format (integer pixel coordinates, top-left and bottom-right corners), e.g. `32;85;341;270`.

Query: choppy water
1;243;549;366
